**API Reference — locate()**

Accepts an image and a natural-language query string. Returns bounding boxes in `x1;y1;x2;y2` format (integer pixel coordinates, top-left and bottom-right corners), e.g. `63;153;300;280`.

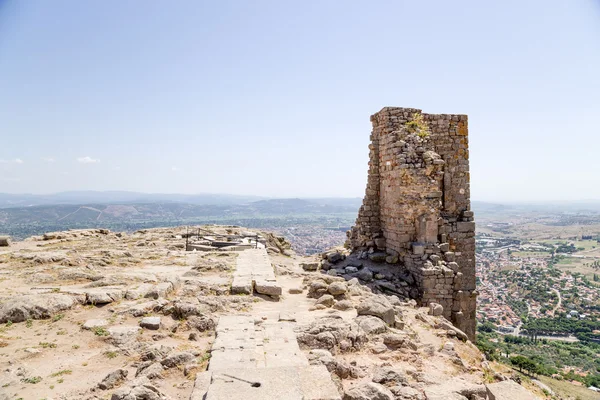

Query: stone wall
348;107;477;340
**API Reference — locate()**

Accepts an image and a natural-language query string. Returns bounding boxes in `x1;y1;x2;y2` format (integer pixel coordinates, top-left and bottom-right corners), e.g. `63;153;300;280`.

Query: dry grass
538;375;599;400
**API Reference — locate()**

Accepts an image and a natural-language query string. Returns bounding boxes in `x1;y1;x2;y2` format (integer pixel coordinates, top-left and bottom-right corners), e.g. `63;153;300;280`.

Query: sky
0;0;599;202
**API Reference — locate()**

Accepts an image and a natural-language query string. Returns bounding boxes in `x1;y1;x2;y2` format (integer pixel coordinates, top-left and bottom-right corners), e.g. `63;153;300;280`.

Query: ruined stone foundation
348;107;477;340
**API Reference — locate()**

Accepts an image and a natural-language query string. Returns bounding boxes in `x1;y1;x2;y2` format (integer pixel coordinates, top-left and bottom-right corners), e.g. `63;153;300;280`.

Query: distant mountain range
0;193;364;239
0;191;270;208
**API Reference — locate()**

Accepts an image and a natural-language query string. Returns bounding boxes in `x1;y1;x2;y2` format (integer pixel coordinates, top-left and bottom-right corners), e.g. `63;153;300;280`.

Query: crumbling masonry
349;107;477;340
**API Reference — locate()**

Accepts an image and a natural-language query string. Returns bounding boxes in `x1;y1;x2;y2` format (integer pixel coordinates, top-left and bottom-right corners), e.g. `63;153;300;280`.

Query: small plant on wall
405;113;430;139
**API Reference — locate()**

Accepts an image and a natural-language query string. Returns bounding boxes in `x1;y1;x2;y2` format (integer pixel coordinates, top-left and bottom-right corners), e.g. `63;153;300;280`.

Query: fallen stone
316;294;335;308
383;333;407;349
254;280;282;297
368;252;387;263
328;282;347;296
82;319;109;330
372;366;409;386
356;268;373;282
140;316;161;330
356;296;395;325
308;280;329;298
385;255;398;264
135;362;164;381
86;288;124;304
327;251;343;264
356;316;387;335
301;262;319;271
391;385;423;399
333;300;354;311
344;382;394;400
98;368;128;390
429;303;444;316
0;294;77;323
161;351;195;368
110;377;168;400
435;320;469;342
296;316;367;354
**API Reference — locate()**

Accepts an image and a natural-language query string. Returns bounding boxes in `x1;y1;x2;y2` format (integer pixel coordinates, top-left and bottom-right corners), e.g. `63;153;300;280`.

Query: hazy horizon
1;1;599;202
3;190;600;206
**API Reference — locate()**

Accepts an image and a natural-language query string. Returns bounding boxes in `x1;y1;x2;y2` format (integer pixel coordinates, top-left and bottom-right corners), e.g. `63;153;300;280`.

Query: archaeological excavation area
0;109;543;400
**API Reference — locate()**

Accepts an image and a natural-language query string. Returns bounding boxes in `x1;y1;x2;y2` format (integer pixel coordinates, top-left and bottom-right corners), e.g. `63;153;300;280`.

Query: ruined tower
349;107;477;340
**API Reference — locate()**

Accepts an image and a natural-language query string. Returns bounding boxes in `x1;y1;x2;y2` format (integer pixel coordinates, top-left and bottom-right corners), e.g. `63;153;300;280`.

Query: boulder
301;262;319;271
321;260;333;271
0;294;77;323
296;315;367;354
140;317;161;330
171;301;211;319
326;251;343;264
83;319;109;330
98;369;128;390
85;288;124;304
390;386;424;399
110;378;168;400
186;315;216;332
368;252;387;263
356;316;387;335
308;280;329;298
161;352;195;368
385;255;398;264
108;326;142;349
316;294;335;308
333;300;354;311
356;296;395;325
356;268;373;282
435;320;469;342
344;382;394;400
372;366;409;386
0;236;10;247
254;281;282;297
328;282;347;296
383;333;407;349
308;349;353;379
135;361;164;380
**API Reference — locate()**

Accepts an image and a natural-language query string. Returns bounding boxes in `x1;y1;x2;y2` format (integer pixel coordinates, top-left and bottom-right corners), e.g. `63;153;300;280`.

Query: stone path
191;251;341;400
231;248;282;297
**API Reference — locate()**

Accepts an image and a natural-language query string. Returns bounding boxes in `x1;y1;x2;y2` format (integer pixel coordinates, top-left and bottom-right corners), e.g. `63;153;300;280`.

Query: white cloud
0;158;24;164
42;157;55;163
0;177;20;182
113;166;121;171
171;166;181;172
77;156;100;164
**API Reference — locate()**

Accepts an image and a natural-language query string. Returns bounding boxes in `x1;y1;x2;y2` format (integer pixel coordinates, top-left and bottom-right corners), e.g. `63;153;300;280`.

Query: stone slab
232;248;281;297
486;380;540;400
203;366;341;400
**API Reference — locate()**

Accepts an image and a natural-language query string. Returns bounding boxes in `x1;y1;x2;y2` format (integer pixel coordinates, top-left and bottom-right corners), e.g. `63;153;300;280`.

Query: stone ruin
348;107;477;340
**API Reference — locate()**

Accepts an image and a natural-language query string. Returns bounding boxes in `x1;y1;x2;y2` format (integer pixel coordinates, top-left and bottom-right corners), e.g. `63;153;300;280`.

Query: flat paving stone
232;249;281;297
203;366;341;400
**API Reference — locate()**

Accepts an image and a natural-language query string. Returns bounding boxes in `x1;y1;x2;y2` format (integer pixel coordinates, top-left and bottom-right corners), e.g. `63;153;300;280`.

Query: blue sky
1;0;599;201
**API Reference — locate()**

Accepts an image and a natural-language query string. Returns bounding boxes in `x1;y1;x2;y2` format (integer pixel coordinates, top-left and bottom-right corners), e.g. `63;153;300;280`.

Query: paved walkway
231;248;282;297
191;251;341;400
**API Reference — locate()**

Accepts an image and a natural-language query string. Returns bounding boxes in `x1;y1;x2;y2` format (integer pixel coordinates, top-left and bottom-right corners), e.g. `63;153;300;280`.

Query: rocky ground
0;226;544;400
